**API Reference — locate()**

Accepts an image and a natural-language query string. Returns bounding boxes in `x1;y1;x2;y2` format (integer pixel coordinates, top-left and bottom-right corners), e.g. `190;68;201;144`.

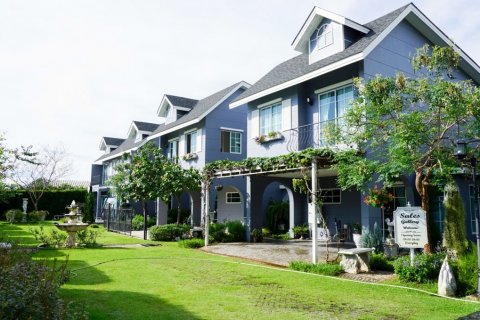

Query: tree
10;146;71;211
109;143;167;240
335;45;480;251
159;162;201;225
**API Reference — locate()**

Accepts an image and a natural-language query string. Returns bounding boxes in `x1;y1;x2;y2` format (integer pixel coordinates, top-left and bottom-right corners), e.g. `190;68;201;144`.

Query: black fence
103;205;133;235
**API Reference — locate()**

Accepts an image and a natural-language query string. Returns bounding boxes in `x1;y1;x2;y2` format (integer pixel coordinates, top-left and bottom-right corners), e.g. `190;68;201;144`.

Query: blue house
91;81;250;226
215;4;480;250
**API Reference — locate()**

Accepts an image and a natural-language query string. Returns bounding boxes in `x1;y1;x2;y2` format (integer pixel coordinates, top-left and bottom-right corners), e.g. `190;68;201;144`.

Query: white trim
174;106;191;112
314;79;353;94
257;98;282;109
157;96;173;117
225;191;242;204
184;127;198;134
219;127;244;133
229;53;363;108
168;137;179;142
148;81;250;140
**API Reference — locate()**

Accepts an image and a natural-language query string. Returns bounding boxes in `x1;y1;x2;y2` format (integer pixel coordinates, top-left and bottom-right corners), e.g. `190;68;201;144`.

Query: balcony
285;120;347;152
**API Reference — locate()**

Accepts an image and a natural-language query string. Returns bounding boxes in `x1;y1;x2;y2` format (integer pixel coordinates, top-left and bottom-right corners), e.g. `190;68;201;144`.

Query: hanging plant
363;185;393;209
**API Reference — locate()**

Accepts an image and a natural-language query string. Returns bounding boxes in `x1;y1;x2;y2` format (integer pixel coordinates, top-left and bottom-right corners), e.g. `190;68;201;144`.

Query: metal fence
103;205;133;235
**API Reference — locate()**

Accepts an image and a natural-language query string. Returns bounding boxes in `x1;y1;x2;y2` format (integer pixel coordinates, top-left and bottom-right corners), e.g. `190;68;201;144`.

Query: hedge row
0;189;93;221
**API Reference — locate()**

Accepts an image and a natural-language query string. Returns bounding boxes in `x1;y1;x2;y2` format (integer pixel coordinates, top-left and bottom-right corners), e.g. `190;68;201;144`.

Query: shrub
5;209;23;223
30;226;67;248
209;223;227;242
27;210;48;222
178;238;204;249
452;243;478;296
251;228;263;243
132;214;156;231
225;220;246;242
76;227;102;247
361;222;383;252
269;232;291;240
289;261;343;276
443;184;467;255
292;224;309;239
261;227;271;237
149;224;189;241
394;253;445;283
0;243;87;319
369;252;394;271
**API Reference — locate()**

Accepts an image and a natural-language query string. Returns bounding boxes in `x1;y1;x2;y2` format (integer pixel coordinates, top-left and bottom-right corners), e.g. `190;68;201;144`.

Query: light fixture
306;96;314;106
454;139;467;160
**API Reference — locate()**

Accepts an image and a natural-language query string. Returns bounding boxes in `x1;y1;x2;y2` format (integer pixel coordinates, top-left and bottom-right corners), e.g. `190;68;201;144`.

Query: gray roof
95;138;143;162
232;4;410;103
165;95;198;109
151;81;247;136
95;81;246;163
133;121;160;132
103;137;125;146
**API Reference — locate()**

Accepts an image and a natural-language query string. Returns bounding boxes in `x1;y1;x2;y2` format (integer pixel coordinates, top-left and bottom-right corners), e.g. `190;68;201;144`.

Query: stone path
201;241;396;283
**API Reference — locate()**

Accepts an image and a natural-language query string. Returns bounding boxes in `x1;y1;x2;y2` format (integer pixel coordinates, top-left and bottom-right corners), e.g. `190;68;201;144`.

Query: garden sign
393;204;428;249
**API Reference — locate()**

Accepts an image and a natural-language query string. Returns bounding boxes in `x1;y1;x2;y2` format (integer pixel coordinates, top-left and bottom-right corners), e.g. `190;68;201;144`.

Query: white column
245;176;252;242
203;181;210;246
311;158;318;264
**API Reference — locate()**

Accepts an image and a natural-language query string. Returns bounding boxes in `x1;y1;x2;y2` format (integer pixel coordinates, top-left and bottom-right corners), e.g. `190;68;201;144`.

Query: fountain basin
56;223;89;247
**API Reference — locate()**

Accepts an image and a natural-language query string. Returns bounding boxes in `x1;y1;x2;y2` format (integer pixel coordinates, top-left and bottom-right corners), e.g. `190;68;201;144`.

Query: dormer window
313;24;333;50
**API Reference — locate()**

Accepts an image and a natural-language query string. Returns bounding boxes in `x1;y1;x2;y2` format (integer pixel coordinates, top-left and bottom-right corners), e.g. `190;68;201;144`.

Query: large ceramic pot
352;233;362;248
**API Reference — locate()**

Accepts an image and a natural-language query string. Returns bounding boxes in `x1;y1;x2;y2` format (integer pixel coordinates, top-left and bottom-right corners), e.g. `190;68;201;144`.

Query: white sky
1;0;479;181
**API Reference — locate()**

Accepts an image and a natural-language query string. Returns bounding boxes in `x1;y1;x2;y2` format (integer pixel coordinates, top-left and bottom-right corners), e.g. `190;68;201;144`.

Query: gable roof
94;81;250;164
230;3;480;108
164;95;198;109
149;81;250;138
102;137;124;147
132;121;159;133
292;6;370;53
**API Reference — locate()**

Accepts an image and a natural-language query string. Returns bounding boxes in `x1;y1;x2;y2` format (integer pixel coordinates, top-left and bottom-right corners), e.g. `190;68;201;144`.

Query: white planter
352;233;362;248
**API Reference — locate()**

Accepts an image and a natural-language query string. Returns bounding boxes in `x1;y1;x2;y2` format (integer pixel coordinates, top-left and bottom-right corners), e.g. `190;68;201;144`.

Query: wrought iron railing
103;206;133;235
285;120;345;152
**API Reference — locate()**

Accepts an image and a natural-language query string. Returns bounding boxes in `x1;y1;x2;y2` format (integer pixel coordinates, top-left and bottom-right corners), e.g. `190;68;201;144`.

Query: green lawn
2;222;480;319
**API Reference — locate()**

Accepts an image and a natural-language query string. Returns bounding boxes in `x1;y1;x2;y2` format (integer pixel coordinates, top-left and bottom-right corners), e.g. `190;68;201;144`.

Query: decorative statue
385;217;395;239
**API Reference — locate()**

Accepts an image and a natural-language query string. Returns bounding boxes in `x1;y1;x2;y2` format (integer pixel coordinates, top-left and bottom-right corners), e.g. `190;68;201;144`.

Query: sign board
394;206;428;248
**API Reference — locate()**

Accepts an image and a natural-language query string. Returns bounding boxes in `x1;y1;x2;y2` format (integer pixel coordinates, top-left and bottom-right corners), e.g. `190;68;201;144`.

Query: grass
2;222;480;319
0;221;156;246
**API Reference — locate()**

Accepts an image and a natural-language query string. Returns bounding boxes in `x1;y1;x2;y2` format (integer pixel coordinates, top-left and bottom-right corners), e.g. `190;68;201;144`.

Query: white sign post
394;203;428;266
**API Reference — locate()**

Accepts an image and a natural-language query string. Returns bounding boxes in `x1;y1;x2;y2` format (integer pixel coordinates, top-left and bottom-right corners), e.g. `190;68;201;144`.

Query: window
226;192;241;204
432;195;445;236
168;140;178;161
260;102;282;135
186;131;197;154
319;189;341;204
318;85;354;145
470;185;479;234
313;24;333;50
221;130;241;154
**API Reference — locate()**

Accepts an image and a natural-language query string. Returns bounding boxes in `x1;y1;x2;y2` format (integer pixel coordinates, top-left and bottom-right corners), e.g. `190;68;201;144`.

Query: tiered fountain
55;200;89;247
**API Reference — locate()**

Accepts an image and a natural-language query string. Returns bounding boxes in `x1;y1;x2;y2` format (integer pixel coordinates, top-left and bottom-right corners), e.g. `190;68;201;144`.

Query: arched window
314;23;333;50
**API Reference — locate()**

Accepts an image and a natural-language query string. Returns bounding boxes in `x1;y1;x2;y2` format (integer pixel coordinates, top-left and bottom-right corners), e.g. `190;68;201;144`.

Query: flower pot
352;233;362;248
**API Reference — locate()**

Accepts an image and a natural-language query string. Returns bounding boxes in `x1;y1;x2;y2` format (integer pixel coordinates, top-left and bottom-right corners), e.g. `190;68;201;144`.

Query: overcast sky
1;0;479;181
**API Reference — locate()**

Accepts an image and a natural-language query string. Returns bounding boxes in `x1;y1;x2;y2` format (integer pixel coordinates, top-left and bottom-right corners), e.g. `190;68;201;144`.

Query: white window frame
220;130;242;154
168;139;179;161
317;83;354;123
259;102;282;135
226;192;242;204
319;188;341;204
314;23;333;50
185;130;198;154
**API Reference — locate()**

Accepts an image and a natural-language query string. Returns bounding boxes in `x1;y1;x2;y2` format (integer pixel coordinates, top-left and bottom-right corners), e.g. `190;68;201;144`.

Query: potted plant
363;185;394;209
352;222;362;248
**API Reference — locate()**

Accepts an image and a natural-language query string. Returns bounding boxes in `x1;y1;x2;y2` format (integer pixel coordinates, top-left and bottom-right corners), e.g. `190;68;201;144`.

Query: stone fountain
55;200;89;247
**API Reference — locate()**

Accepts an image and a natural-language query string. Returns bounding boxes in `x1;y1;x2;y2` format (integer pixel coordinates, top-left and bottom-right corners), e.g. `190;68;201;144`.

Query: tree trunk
176;195;181;225
143;201;148;240
415;170;432;252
